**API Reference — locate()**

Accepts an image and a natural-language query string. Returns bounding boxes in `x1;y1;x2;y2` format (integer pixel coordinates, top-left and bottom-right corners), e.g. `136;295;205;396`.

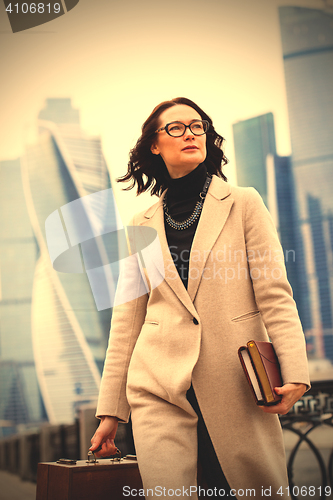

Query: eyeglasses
155;120;209;137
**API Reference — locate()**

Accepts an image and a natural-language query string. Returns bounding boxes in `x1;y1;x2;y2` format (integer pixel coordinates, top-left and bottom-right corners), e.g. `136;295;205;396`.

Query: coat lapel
140;193;196;315
139;175;233;313
187;176;233;302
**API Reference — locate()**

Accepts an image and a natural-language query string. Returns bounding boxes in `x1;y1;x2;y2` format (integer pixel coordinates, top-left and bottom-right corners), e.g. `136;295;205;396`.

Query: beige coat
96;175;310;499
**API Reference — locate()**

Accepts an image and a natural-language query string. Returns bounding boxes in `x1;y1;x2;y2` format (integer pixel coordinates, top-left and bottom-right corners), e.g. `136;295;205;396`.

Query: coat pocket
231;310;260;322
144;320;159;325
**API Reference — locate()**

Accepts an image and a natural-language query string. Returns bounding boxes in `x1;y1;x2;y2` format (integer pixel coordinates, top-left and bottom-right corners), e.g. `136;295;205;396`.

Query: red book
238;340;282;406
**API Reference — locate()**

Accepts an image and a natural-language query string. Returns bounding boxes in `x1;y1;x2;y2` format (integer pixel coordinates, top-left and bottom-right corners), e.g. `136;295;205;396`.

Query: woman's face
150;104;207;179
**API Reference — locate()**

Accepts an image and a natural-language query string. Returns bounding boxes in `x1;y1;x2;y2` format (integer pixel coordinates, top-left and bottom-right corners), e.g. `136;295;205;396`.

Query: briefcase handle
87;446;122;463
56;447;134;466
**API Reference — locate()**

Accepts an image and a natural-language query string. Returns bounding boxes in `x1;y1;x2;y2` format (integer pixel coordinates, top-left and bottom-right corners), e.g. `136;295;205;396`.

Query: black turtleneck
164;163;208;290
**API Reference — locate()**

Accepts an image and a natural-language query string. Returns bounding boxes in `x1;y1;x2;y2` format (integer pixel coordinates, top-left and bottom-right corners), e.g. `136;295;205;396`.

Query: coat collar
143;174;232;219
137;175;234;312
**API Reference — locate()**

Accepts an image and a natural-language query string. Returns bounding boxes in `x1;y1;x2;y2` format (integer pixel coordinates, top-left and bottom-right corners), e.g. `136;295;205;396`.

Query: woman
90;97;310;499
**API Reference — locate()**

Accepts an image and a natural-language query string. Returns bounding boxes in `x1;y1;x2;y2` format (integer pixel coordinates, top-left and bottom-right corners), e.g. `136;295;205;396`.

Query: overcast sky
0;0;326;224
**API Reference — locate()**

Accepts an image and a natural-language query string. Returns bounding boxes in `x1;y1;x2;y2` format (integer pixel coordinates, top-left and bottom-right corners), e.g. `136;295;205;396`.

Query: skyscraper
0;98;120;429
0;158;46;436
266;154;312;344
232;113;276;207
279;6;333;362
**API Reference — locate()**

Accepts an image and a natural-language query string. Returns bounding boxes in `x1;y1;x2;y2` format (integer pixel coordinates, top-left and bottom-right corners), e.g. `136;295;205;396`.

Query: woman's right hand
89;416;118;457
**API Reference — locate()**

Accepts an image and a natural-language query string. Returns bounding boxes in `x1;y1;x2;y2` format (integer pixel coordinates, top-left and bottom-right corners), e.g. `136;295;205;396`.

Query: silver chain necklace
163;175;212;231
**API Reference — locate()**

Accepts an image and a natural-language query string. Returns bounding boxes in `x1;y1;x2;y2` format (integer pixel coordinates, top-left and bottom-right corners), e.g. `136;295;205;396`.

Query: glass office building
0;99;119;427
266;155;312;344
279;6;333;363
232;113;276;208
0;158;46;436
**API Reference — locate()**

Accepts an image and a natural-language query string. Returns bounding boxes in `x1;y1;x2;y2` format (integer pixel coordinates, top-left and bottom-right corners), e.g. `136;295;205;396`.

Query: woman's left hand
260;383;307;415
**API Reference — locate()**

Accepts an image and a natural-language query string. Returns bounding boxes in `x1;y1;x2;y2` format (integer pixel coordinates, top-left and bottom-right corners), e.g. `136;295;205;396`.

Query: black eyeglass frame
155;120;209;137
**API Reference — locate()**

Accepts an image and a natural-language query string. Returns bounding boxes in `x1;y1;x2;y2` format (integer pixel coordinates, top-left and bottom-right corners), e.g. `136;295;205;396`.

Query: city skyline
232;5;333;377
1;1;332;434
0;0;327;226
0;98;120;431
279;5;333;363
0;4;332;497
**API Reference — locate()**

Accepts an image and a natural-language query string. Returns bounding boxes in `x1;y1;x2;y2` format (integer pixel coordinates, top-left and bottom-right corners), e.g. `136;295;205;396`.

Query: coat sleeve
95;218;149;422
243;187;310;390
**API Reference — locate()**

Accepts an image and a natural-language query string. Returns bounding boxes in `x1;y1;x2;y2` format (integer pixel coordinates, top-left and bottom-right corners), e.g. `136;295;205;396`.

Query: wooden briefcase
36;456;143;500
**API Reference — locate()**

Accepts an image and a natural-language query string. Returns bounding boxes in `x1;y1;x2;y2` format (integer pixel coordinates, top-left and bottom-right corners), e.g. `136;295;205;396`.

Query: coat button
192;318;199;325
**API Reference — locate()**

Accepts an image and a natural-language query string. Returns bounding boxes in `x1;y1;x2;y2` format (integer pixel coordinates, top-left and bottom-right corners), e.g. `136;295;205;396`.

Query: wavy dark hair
117;97;228;196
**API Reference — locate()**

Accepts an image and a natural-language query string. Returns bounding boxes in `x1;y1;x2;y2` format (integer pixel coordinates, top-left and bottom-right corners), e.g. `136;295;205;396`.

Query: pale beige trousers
130;390;201;500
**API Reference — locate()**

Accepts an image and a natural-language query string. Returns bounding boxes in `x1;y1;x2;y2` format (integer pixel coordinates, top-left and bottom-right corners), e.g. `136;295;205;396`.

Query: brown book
238;340;283;406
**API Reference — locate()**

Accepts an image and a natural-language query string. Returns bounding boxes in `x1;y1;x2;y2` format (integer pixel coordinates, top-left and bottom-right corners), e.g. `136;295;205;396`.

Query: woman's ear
150;143;160;155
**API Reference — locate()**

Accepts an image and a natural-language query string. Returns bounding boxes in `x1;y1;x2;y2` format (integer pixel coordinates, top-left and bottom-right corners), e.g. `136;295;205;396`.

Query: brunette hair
117;97;228;196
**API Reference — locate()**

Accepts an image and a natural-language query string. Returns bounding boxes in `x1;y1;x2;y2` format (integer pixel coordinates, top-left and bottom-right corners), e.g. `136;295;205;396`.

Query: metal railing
280;380;333;500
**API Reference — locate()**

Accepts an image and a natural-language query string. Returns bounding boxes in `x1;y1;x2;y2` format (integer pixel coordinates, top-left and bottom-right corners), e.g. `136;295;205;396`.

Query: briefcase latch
110;448;122;462
86;451;99;464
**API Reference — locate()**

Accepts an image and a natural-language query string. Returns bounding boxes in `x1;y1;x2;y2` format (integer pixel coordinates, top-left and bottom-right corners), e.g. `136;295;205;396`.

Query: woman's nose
184;127;195;139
